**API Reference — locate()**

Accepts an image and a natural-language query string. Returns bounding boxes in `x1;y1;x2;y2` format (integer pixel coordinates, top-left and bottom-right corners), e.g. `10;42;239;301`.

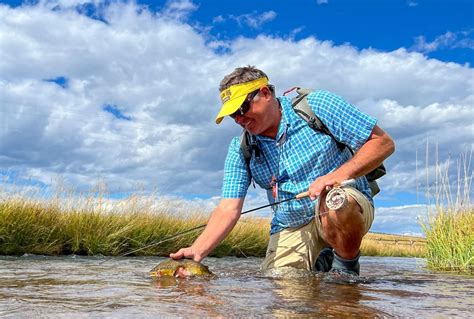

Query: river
0;255;472;318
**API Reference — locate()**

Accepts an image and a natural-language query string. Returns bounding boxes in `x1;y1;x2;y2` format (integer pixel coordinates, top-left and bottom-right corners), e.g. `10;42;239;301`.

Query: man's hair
219;66;269;92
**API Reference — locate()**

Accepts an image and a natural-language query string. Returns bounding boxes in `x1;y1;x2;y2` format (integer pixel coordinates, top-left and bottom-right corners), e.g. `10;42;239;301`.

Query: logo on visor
220;89;231;103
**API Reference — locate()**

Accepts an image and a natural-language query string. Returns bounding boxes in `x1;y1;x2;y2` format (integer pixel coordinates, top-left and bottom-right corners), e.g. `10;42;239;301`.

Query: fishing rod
99;179;355;264
99;190;310;264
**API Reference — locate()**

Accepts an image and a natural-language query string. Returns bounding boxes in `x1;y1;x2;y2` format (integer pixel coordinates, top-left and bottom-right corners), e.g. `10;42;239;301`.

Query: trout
150;258;213;278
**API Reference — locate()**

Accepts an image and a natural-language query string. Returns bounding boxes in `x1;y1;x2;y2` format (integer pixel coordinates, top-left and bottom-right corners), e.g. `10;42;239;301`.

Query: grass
419;147;473;274
421;207;473;274
361;232;426;258
0;192;424;258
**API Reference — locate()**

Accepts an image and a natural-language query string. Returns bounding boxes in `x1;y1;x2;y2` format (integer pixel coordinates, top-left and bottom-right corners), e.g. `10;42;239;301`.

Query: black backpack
240;88;386;196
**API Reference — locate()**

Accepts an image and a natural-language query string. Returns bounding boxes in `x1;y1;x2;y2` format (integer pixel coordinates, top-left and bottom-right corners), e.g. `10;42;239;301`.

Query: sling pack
240;87;386;196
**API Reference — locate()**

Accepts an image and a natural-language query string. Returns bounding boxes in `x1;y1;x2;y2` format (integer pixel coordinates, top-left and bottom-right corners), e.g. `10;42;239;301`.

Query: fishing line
99;179;355;264
99;192;309;264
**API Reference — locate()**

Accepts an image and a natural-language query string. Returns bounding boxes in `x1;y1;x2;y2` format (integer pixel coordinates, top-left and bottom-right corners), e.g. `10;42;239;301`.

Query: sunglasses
229;89;260;119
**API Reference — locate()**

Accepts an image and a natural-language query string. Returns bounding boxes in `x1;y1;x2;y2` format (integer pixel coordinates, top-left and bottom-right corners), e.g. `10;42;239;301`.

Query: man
171;66;395;276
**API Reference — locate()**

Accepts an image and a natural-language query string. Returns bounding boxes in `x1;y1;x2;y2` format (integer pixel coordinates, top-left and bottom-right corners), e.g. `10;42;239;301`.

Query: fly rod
99;191;310;264
99;179;355;264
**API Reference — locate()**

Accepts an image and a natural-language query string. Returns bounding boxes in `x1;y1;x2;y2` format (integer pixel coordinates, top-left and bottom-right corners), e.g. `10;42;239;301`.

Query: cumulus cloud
0;0;473;223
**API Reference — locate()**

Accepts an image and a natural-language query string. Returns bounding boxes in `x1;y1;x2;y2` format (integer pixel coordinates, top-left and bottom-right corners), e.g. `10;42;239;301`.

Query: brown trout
150;258;213;278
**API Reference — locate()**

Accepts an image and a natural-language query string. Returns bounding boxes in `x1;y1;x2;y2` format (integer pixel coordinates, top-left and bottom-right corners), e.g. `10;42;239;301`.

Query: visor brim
215;94;247;124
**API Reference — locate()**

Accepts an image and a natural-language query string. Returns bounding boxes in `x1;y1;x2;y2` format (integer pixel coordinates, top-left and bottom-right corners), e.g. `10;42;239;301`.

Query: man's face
231;87;278;136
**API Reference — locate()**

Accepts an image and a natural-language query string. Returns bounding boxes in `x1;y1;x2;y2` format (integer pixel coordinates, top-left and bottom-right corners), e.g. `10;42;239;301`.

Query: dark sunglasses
229;89;260;119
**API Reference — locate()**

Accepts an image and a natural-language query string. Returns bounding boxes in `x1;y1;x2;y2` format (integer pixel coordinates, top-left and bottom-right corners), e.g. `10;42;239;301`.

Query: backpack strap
291;88;345;151
240;130;272;190
240;130;261;167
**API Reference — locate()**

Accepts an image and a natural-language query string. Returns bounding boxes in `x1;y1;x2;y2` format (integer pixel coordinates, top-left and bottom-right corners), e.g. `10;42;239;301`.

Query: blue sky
190;0;473;65
0;0;473;235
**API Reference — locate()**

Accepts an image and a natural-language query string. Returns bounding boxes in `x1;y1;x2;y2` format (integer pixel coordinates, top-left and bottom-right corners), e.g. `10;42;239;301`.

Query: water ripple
0;255;472;317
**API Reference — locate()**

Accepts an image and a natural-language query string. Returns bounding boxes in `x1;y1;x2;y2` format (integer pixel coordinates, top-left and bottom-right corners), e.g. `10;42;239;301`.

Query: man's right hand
170;246;204;262
169;198;244;263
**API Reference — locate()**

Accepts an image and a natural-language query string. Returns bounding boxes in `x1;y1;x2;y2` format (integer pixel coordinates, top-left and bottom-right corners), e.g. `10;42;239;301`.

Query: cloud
212;15;225;24
0;0;473;222
411;30;474;54
227;11;277;29
372;204;430;236
407;1;418;7
212;10;277;30
161;0;198;21
317;0;329;5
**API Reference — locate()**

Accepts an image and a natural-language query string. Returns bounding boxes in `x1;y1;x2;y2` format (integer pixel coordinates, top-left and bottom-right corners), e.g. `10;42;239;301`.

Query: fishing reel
325;187;347;210
324;179;356;210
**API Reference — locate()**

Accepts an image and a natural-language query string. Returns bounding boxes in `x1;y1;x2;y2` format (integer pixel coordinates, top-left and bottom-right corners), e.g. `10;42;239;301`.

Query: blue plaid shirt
222;90;377;234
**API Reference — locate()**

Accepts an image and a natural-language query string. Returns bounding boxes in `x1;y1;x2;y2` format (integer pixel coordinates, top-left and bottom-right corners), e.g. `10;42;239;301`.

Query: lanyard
270;124;290;200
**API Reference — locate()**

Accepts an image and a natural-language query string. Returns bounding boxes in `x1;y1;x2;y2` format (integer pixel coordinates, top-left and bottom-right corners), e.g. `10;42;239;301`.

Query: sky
0;0;473;236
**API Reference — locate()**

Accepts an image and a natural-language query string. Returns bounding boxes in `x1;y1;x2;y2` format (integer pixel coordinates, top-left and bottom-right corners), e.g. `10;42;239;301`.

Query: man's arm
308;124;395;199
170;197;244;262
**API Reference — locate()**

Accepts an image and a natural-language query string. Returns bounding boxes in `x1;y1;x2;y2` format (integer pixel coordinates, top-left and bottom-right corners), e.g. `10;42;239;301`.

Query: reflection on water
0;255;472;318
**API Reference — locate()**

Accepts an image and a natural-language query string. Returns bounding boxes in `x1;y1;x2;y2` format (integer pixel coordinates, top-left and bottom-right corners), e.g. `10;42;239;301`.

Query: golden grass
0;192;424;258
361;233;426;257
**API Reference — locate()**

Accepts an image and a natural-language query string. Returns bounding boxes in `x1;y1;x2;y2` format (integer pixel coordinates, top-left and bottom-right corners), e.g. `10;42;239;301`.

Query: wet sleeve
306;90;377;152
221;137;251;198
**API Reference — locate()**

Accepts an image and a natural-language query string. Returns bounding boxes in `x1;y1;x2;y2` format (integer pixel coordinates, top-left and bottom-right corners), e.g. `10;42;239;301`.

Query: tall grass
422;208;473;273
0;192;269;257
0;190;423;258
420;148;473;274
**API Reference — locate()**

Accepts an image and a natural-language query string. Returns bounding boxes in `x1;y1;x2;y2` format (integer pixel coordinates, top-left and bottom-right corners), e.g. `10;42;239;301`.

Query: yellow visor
215;77;268;124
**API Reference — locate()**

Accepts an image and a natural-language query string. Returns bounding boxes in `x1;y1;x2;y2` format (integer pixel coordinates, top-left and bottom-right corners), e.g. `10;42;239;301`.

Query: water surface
0;255;472;318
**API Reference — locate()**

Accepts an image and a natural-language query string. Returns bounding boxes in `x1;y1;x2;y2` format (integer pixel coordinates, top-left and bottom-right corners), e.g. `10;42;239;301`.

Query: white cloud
161;0;198;21
412;30;474;54
37;0;102;9
229;10;277;29
317;0;329;5
0;0;473;226
407;1;419;7
212;15;225;24
211;10;277;29
372;204;430;236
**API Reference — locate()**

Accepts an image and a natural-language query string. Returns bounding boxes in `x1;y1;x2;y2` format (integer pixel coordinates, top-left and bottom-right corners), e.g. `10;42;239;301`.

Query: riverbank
0;195;425;258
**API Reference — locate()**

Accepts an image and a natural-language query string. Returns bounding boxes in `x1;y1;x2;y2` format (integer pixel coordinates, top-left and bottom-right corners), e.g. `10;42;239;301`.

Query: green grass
0;194;269;257
418;147;473;275
421;207;473;274
0;192;424;258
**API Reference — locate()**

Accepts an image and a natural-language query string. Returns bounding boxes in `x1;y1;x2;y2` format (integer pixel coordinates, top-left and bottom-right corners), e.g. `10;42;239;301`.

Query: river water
0;255;472;318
